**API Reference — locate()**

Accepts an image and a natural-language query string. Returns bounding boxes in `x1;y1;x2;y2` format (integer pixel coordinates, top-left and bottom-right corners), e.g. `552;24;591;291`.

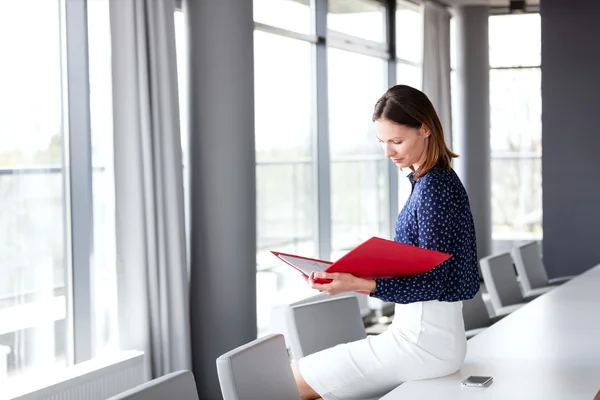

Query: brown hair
372;85;457;179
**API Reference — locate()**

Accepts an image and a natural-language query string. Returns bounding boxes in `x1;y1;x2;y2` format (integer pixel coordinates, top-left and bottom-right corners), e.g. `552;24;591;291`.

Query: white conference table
381;264;600;399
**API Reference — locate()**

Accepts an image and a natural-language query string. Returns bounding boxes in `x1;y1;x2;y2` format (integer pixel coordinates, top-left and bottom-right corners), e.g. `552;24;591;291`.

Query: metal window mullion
396;58;420;68
386;0;398;239
313;0;331;260
327;30;390;59
65;0;93;364
254;22;319;44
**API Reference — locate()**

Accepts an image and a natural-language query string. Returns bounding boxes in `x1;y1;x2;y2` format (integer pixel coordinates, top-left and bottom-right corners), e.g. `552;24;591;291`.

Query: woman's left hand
309;272;376;295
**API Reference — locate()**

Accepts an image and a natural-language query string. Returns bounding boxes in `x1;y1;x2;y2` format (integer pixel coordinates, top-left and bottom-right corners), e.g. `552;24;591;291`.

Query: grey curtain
109;0;191;378
422;0;453;146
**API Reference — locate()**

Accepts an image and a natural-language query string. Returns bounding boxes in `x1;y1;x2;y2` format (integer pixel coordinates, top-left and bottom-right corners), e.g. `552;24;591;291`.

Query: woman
292;85;480;400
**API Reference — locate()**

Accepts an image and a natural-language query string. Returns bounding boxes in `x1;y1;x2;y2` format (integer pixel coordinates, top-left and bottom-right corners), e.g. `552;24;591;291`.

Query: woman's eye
393;141;402;145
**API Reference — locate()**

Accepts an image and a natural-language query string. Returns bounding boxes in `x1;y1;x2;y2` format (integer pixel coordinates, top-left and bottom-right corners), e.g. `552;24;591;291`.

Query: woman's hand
308;272;376;295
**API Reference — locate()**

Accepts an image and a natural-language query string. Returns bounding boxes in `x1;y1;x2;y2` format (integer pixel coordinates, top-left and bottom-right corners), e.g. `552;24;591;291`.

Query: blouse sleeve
370;179;456;304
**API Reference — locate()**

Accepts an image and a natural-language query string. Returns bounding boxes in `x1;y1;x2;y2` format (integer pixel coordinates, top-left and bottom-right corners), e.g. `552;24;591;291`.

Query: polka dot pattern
371;167;480;304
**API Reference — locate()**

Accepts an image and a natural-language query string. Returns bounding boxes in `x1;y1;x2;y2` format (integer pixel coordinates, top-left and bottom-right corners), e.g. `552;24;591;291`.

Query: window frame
253;0;408;267
488;12;542;239
1;0;98;378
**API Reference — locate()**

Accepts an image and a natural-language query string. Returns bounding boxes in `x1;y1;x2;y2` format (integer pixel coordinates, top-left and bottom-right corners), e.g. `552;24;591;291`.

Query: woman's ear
420;125;431;138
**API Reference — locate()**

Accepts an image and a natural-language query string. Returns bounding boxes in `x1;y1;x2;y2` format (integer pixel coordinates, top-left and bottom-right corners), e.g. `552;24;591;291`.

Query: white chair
269;292;370;351
288;296;367;359
462;290;503;339
216;334;301;400
107;370;199;400
512;241;574;297
480;252;537;317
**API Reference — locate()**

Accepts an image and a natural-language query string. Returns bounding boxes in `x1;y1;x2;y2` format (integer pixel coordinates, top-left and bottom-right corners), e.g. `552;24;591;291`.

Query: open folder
271;236;451;284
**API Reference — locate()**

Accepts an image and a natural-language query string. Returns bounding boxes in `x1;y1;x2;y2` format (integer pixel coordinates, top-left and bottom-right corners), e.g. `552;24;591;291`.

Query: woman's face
374;119;430;170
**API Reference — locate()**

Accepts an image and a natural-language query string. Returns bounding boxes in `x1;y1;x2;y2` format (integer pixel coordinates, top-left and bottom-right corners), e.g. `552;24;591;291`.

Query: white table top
381;264;600;399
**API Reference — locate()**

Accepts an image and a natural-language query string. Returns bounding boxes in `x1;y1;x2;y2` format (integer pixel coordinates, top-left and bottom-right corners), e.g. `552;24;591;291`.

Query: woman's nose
384;144;395;158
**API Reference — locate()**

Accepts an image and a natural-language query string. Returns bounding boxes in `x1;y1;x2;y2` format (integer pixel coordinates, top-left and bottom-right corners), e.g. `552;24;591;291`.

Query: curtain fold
109;0;191;378
422;0;453;146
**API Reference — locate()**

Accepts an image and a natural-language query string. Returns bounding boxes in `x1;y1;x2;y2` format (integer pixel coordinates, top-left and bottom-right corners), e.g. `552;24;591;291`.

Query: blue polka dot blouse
371;167;480;304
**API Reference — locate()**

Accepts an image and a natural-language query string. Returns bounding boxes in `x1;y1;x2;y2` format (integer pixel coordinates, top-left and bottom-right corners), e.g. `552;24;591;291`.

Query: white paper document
278;255;331;276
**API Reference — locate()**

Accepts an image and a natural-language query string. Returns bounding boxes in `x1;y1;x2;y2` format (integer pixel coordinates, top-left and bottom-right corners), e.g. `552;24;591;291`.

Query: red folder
271;236;451;284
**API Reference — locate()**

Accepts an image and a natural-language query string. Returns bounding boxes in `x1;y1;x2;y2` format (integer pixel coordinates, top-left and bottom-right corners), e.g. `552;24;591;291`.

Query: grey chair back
462;289;491;332
512;241;549;291
480;252;525;312
216;334;301;400
268;292;369;351
289;296;366;359
292;292;371;318
107;370;199;400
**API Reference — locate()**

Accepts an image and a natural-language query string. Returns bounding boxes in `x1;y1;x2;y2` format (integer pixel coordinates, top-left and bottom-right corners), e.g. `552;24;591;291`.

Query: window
0;0;118;383
254;0;311;35
489;13;542;242
254;30;317;331
88;0;118;355
251;0;425;332
396;0;422;88
328;0;387;43
252;0;423;333
328;48;389;257
0;0;68;379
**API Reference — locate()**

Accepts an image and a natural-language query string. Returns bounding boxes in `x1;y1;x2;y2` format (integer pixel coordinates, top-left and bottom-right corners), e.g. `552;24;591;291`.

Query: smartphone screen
462;376;493;386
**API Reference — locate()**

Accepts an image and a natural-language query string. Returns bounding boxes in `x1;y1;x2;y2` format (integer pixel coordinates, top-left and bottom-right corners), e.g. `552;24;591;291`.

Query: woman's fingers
313;272;339;281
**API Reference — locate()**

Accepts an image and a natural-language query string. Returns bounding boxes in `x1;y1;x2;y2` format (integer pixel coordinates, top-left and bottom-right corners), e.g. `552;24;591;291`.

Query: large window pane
331;160;389;257
328;48;386;157
255;32;313;160
490;68;541;153
489;14;540;68
255;163;316;331
396;1;422;63
254;0;311;35
396;62;421;90
491;158;542;238
256;163;315;266
328;48;388;256
257;264;316;332
88;0;118;356
0;0;68;379
254;32;316;330
328;0;386;43
489;13;542;248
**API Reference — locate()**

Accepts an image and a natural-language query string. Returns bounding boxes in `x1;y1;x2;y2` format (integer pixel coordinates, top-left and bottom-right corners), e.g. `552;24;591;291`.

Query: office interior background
1;0;599;398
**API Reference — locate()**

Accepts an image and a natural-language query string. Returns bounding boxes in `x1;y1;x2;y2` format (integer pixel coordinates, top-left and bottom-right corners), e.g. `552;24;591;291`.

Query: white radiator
6;351;146;400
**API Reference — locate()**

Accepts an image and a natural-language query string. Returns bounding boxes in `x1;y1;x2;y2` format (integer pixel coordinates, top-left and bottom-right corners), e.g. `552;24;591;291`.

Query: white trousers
298;300;467;400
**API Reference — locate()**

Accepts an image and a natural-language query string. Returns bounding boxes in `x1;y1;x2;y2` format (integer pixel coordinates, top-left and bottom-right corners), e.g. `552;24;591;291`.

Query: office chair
480;252;538;317
216;334;301;400
462;290;503;338
288;296;367;359
512;241;574;297
106;370;199;400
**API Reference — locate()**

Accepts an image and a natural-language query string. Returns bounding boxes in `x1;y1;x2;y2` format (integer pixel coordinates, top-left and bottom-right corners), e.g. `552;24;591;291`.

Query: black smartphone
461;376;493;388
